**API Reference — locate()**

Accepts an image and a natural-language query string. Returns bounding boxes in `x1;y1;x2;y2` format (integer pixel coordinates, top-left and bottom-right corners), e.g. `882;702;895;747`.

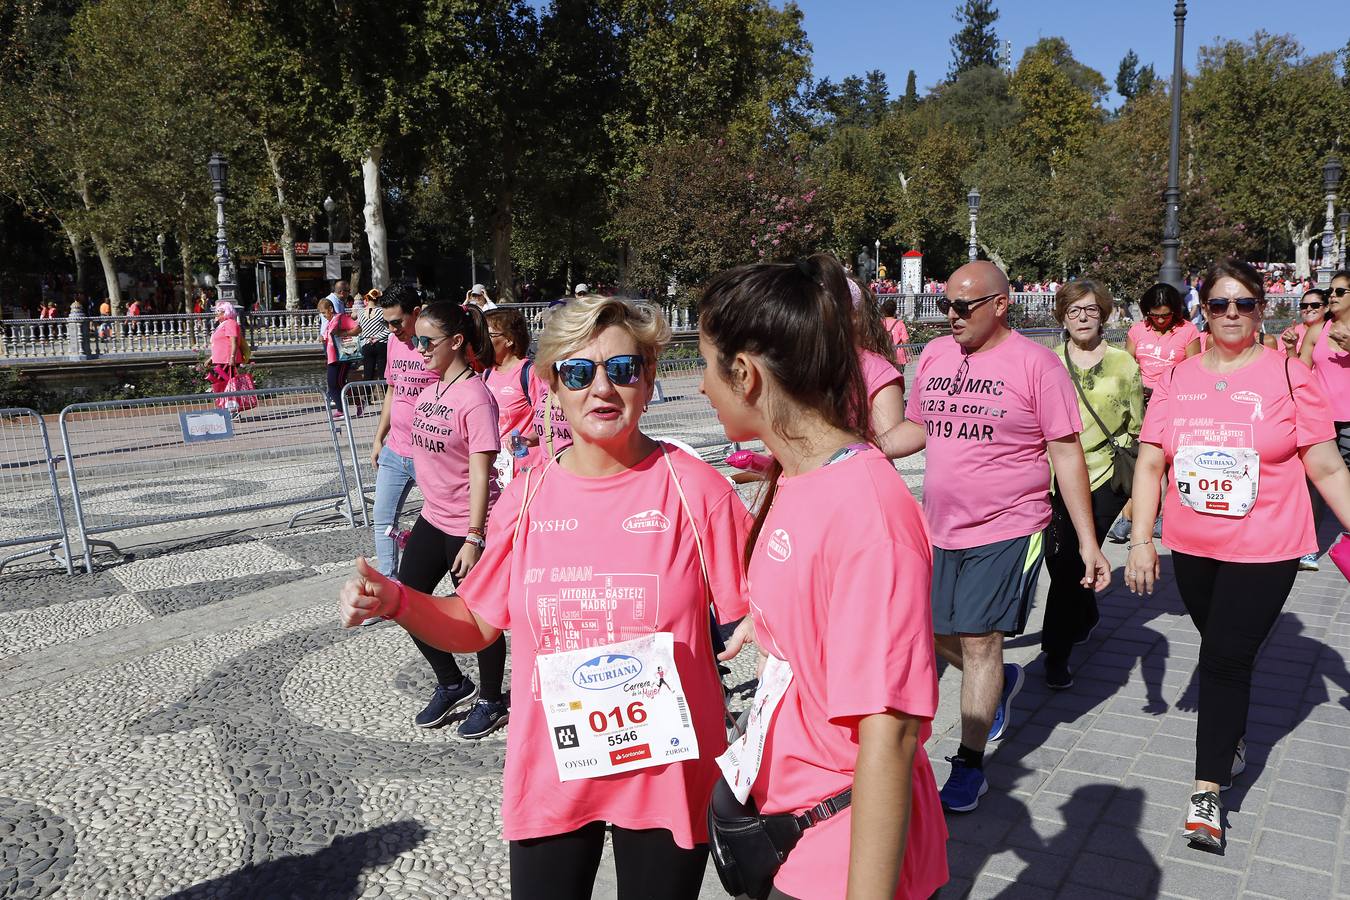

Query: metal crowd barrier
58;387;355;573
0;408;74;575
339;379;401;527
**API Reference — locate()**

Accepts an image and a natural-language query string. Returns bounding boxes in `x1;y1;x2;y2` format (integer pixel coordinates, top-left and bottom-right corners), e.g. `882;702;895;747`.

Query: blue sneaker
458;698;509;739
1106;516;1131;544
414;678;478;729
940;756;988;813
987;662;1024;743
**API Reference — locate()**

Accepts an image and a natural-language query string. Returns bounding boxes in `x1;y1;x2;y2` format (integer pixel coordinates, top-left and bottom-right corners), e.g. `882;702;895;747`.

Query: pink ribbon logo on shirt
1231;390;1263;422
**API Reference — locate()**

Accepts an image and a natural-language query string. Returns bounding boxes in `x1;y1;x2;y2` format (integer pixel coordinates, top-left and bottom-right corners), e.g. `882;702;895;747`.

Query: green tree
902;70;918;110
1008;44;1102;171
931;65;1017;149
948;0;999;80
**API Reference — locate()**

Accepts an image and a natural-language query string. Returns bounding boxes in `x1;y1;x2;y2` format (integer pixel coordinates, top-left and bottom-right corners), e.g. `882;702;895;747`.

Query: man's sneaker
940;756;989;813
1221;738;1246;792
988;662;1024;743
1182;790;1222;847
1299;553;1321;572
414;678;478;729
1072;609;1100;646
1045;656;1073;690
458;698;509;739
1106;516;1131;544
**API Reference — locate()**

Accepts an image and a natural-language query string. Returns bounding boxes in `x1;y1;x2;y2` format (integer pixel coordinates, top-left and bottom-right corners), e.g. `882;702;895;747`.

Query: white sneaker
1221;738;1246;792
1182;791;1222;847
1299;553;1320;571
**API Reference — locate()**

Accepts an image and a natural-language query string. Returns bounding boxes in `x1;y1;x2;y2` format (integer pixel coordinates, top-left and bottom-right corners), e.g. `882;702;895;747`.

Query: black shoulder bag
1063;344;1137;497
707;778;852;899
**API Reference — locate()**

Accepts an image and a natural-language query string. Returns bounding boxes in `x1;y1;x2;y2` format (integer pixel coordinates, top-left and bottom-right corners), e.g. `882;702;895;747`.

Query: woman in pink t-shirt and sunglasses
1128;259;1350;850
340;295;751;900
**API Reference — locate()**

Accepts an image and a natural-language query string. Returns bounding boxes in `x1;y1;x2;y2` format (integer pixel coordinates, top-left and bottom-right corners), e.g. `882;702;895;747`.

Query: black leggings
326;361;351;409
1171;551;1299;784
510;821;708;900
397;515;506;702
1042;480;1127;661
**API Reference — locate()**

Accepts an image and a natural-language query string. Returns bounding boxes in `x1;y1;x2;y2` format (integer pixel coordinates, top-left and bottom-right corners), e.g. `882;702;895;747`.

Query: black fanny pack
706;777;852;899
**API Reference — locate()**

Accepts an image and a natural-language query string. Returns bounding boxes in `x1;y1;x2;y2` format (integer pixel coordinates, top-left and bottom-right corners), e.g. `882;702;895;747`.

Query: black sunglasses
1299;302;1327;311
412;334;450;352
1330;287;1350;299
1204;298;1260;315
555;354;643;390
947;356;970;397
382;315;405;330
937;293;1000;318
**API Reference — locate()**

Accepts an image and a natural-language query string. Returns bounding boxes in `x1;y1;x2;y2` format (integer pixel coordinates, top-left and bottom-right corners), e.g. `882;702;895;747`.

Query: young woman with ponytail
400;300;510;739
698;254;948;899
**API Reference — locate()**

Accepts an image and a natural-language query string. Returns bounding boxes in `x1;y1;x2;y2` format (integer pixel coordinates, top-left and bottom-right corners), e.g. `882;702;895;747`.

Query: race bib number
1173;445;1259;518
716;654;793;803
536;632;699;782
493;447;514;491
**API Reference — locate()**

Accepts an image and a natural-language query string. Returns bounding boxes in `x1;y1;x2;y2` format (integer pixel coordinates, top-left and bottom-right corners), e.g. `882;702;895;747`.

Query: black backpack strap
520;358;533;395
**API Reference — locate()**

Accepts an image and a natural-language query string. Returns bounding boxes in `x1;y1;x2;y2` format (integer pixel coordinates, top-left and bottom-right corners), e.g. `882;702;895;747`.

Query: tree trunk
61;223;86;296
263;137;302;309
361;145;390;290
491;137;518;303
1290;221;1312;279
77;171;122;313
178;227;195;312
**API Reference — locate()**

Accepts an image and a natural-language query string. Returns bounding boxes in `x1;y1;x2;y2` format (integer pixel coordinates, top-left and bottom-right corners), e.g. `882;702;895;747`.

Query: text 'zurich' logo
1195;450;1236;470
572;654;643;690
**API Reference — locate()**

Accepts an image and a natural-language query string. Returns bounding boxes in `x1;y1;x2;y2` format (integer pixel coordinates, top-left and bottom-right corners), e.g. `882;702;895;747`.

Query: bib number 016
588;701;648;733
1195;478;1233;493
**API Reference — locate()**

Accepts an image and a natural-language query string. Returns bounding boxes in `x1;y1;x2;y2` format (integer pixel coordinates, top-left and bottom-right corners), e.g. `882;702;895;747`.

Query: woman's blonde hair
534;295;671;384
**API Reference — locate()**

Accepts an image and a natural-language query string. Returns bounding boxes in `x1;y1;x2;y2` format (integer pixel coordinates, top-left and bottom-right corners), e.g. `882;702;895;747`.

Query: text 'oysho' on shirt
906;330;1082;550
408;376;502;534
457;445;751;848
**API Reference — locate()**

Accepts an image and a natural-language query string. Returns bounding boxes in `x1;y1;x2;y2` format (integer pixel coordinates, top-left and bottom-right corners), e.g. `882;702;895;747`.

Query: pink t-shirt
383;336;439;459
906;331;1082;549
1282;322;1308;356
323;312;358;364
457;445;751;847
1310;325;1350;422
524;369;574;467
1140;347;1333;562
1128;320;1200;389
484;359;534;440
860;349;903;402
746;447;947;900
882;317;910;365
209;319;241;365
408;376;501;534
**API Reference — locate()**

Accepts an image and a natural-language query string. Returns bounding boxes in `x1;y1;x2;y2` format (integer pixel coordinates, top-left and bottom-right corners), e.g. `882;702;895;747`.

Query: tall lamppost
207;152;236;305
323;195;336;243
1158;1;1187;292
1318;154;1342;288
468;213;477;285
874;238;881;279
156;232;166;274
967;187;981;262
1339;208;1349;269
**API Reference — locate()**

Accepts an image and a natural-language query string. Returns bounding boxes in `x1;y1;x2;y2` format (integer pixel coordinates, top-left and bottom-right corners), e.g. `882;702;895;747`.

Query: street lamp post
207;152;236;306
323;195;336;243
1339;208;1349;270
1318;155;1342;289
1158;1;1187;292
875;239;881;279
156;232;166;275
967;188;981;262
468;214;476;285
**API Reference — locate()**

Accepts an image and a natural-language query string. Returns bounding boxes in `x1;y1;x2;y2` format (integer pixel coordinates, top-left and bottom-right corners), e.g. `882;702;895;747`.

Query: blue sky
797;0;1348;107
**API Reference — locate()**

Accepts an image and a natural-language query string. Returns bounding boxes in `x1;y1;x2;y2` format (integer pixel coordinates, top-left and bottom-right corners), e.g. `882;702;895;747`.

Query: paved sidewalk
2;505;1349;898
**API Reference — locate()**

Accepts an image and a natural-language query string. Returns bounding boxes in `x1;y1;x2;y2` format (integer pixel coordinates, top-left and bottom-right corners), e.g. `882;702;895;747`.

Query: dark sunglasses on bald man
555;355;642;390
937;293;1000;318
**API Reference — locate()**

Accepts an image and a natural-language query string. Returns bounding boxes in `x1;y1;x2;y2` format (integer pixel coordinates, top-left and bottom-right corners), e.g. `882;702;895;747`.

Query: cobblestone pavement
2;476;1348;899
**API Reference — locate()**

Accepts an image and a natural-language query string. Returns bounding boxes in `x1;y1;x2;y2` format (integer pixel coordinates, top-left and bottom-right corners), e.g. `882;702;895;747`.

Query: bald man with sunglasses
878;261;1110;814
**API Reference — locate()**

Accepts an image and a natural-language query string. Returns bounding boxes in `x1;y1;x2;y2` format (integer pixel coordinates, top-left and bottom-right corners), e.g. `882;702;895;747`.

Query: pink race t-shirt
1128;320;1200;389
746;447;947;900
484;359;534;440
1310;325;1350;422
322;312;358;364
408;376;501;534
524;369;574;467
906;331;1082;549
860;349;903;402
383;336;439;459
883;317;910;365
457;445;751;848
1140;347;1334;562
209;319;241;365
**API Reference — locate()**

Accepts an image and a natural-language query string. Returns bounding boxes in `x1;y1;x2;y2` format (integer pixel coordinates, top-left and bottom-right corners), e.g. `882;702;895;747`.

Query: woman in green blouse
1043;280;1144;689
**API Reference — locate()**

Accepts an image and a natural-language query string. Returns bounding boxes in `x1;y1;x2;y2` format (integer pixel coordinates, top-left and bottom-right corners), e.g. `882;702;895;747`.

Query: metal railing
339;379;401;527
0;408;74;575
58;386;354;572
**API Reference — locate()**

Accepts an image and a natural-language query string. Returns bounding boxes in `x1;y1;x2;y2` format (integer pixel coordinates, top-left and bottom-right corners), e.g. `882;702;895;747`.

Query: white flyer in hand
536;632;699;782
716;654;793;803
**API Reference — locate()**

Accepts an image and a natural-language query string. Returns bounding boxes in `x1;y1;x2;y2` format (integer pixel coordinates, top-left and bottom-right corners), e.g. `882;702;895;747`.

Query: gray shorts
932;532;1044;636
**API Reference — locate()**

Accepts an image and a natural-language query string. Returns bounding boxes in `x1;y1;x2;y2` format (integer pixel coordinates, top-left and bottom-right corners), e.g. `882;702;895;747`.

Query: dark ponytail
419;301;494;371
698;252;870;565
